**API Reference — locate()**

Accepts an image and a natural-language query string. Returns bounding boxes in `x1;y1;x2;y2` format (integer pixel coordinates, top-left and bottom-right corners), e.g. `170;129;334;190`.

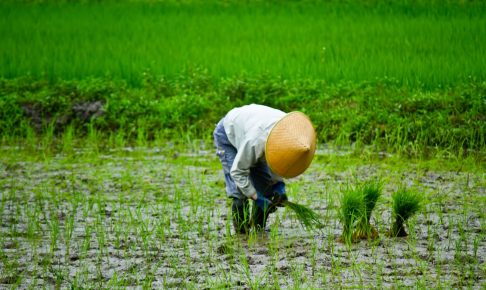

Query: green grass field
1;1;485;86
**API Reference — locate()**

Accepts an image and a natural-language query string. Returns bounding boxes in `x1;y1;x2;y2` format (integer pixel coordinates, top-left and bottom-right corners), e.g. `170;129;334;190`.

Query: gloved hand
254;194;275;213
270;182;288;207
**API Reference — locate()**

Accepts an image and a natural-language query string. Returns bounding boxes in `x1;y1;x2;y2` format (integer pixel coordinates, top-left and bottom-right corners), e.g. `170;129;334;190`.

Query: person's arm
230;139;259;199
231;138;274;210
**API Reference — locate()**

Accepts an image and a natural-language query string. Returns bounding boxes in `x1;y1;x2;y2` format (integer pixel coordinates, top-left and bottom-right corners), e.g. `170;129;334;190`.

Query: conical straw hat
265;112;316;178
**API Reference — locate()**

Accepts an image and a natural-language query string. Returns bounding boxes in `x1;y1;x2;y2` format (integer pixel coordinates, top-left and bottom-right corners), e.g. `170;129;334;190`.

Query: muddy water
0;147;484;288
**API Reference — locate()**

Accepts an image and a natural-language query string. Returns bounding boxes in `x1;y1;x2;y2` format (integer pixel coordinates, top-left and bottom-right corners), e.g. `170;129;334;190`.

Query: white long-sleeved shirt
223;104;286;198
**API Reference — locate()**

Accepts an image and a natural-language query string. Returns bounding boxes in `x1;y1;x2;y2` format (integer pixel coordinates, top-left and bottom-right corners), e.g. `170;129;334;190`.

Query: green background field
0;1;485;156
1;1;485;86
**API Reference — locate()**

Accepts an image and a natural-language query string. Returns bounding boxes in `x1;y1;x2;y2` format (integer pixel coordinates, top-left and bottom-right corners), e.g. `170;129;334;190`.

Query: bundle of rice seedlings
389;187;423;237
338;188;365;245
354;180;382;240
281;201;323;231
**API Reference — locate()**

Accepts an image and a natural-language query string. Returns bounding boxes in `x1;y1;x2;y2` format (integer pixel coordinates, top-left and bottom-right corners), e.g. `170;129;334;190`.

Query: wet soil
0;147;484;288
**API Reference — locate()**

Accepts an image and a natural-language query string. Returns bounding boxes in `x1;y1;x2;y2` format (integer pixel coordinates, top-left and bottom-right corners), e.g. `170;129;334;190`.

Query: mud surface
0;147;484;288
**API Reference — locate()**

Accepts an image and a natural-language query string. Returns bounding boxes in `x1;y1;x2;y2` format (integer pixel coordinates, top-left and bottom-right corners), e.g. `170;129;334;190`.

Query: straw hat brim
265;112;316;178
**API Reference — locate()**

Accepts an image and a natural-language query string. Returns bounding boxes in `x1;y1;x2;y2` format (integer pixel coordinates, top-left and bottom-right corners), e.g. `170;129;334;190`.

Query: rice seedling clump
338;187;365;245
389;187;423;237
354;180;382;240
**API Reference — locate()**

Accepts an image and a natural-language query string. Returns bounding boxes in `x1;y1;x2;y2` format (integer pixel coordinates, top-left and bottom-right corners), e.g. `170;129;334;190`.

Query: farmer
213;104;316;234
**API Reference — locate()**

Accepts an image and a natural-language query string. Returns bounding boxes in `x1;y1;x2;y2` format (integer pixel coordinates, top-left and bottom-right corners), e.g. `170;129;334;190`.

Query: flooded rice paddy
0;145;484;288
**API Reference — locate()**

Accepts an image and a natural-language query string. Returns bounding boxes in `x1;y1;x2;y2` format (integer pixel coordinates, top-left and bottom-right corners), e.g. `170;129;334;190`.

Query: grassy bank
1;76;484;159
1;1;485;86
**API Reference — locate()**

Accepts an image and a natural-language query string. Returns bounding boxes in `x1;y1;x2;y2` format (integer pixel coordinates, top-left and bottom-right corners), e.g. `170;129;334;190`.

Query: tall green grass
1;1;485;86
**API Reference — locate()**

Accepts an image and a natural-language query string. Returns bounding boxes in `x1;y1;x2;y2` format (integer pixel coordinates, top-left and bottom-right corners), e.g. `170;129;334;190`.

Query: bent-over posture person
213;104;316;234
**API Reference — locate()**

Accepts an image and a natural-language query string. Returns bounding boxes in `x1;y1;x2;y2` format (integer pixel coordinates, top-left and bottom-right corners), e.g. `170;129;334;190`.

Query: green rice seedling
290;262;306;288
81;225;92;260
281;201;323;231
25;202;40;244
239;252;266;289
473;235;481;261
338;187;365;245
95;216;106;257
47;210;60;255
354;180;382;240
389;187;423;237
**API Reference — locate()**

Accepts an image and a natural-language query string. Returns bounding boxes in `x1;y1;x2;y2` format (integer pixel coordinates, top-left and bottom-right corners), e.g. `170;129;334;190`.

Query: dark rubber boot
232;198;250;234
